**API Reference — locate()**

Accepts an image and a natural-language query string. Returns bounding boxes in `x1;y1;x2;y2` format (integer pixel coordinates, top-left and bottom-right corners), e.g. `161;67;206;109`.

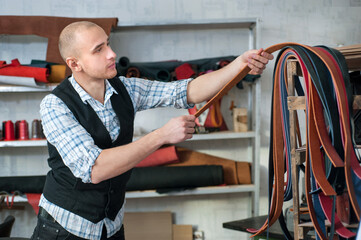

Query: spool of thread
39;120;45;139
4;120;15;141
31;119;43;140
2;121;6;140
15;120;20;139
18;120;29;140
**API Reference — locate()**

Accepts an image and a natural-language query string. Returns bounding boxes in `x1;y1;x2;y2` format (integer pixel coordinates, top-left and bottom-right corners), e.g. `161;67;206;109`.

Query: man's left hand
240;48;274;75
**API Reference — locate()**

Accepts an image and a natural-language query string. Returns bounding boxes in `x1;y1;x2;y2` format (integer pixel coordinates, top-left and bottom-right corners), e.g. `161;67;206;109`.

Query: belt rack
287;52;361;239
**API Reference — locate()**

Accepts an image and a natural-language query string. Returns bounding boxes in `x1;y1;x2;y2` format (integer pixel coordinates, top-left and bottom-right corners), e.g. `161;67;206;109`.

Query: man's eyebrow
92;37;110;52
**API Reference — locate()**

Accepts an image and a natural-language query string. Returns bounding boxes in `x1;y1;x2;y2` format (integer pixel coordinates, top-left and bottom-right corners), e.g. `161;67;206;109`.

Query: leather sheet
0;16;118;75
0;59;49;82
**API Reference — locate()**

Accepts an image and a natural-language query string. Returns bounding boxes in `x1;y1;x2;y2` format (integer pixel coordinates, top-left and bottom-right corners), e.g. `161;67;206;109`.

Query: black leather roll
126;165;224;191
0;175;46;194
116;56;130;76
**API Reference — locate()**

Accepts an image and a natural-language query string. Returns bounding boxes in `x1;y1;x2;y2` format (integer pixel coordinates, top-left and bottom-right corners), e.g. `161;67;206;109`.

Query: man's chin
107;70;118;79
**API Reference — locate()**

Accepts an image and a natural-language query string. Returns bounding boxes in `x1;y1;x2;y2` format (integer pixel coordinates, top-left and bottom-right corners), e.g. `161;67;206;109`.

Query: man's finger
261;51;274;60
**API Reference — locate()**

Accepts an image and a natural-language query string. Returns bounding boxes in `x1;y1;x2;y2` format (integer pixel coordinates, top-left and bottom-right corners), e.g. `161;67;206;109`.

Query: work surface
223;215;292;239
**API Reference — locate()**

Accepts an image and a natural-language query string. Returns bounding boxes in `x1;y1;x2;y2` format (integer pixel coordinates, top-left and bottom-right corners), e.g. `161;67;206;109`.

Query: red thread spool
4;120;15;141
18;120;29;140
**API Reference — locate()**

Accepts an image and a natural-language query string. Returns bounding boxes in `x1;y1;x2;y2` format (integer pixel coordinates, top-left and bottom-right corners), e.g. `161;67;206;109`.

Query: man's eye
96;48;102;52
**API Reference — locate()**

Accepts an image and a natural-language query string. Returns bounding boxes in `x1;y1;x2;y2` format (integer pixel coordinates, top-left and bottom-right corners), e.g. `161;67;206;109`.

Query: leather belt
193;43;361;239
38;207;57;223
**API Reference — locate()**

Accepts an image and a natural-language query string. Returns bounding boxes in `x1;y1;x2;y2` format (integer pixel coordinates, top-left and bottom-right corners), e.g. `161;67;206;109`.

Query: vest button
110;189;114;194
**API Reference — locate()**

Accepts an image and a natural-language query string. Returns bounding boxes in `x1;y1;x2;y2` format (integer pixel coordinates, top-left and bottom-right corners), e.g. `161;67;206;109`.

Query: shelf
0;131;253;148
189;131;256;141
113;18;258;31
133;130;256;142
2;185;254;205
0;84;57;92
125;184;255;199
0;195;28;203
0;140;47;147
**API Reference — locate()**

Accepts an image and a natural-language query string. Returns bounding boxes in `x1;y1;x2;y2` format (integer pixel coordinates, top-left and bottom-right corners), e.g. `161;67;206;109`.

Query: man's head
59;21;117;81
59;21;97;62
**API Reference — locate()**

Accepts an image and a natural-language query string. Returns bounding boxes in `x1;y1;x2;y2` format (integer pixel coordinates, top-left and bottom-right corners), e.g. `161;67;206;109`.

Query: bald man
30;21;273;240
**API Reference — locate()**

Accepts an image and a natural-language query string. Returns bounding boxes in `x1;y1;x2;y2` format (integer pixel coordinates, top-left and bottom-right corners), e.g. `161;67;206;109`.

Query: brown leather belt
194;43;296;118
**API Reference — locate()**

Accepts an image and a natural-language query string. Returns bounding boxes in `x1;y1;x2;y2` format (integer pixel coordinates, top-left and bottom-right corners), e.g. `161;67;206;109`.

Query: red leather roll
175;63;196;80
136;146;179;167
0;59;49;83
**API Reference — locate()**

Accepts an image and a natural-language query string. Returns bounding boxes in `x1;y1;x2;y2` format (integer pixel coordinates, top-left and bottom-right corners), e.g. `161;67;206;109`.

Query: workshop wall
0;0;360;239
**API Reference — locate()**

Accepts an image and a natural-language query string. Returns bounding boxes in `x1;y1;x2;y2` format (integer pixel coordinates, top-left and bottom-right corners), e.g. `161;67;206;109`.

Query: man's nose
108;46;117;60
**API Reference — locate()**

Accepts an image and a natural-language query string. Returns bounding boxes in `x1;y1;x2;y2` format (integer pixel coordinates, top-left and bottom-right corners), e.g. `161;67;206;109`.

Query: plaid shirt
39;75;193;239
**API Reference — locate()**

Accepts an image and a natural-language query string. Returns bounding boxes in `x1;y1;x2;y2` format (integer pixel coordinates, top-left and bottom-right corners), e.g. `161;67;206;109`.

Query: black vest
42;77;134;223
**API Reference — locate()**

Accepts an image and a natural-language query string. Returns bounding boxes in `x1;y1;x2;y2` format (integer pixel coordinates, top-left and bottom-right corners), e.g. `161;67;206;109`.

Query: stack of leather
126;146;251;192
168;147;251;185
336;44;361;71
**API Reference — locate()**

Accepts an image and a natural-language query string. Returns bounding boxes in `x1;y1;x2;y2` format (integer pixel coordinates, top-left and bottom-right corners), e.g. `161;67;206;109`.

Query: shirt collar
68;75;118;104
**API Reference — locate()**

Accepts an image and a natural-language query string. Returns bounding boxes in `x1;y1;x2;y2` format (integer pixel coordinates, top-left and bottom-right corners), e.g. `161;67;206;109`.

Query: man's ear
66;57;82;72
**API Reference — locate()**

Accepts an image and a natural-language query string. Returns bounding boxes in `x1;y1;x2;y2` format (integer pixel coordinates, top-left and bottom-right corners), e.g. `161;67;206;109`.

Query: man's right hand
156;115;196;144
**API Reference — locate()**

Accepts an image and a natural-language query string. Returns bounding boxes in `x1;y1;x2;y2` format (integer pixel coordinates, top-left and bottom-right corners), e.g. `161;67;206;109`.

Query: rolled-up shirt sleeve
40;94;101;183
120;76;194;112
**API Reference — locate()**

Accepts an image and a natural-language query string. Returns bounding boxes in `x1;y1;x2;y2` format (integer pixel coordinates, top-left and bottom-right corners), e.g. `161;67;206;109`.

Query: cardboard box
124;211;173;240
173;225;193;240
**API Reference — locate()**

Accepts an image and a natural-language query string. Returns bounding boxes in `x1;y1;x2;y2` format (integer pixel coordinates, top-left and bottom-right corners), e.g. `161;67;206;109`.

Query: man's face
75;26;117;80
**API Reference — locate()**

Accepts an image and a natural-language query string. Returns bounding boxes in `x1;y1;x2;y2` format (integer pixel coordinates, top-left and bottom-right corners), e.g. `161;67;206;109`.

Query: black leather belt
38;207;56;223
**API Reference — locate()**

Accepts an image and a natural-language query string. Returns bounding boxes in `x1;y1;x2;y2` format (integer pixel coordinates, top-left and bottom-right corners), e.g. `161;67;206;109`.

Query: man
30;21;273;239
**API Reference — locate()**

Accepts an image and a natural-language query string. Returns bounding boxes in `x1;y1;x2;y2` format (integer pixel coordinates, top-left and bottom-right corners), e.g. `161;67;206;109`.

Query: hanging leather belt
193;43;361;239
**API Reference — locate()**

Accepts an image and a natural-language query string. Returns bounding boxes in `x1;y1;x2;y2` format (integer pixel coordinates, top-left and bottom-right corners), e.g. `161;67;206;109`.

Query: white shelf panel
2;185;254;204
114;18;258;31
133;131;255;142
189;131;255;141
0;84;57;92
0;131;254;148
0;140;47;147
1;195;29;203
125;184;255;199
